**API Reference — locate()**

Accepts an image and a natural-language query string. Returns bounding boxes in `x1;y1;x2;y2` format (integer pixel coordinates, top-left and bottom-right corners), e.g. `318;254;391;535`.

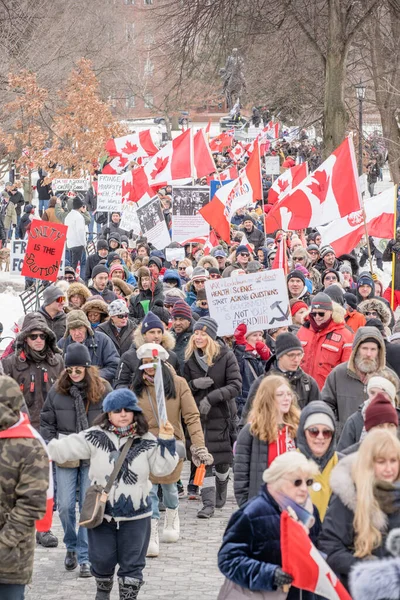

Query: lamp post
355;81;366;176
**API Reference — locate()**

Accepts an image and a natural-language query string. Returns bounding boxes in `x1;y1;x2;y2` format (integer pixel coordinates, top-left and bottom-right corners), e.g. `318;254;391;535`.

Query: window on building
126;22;134;41
144;93;154;108
126;94;135;108
144;59;154;77
144;0;153;4
124;0;134;4
144;32;154;47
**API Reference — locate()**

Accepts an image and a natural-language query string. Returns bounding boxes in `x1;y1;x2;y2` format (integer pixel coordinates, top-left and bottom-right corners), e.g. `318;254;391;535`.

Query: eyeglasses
239;252;249;257
178;267;186;270
293;257;304;261
66;367;84;375
210;274;220;279
115;314;128;319
324;276;337;282
310;311;326;318
111;408;134;414
64;276;75;281
28;333;46;341
365;311;378;317
286;478;314;487
306;427;334;439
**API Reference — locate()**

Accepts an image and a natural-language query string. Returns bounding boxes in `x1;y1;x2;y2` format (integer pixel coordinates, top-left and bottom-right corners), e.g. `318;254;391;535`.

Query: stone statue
220;48;247;110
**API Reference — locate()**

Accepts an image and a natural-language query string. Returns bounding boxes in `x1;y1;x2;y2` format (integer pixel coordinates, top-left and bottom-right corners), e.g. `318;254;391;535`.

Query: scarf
0;412;53;532
374;480;400;515
108;423;137;438
194;349;209;373
69;382;89;432
309;314;333;333
24;343;49;363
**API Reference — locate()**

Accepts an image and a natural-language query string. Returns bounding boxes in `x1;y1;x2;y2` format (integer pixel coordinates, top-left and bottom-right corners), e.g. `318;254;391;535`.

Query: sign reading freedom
21;220;67;282
204;269;292;336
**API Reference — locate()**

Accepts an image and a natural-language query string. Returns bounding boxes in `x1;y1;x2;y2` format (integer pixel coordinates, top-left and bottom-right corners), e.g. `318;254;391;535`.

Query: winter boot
197;486;215;519
118;576;142;600
146;518;159;557
215;474;229;508
95;576;114;600
162;507;180;543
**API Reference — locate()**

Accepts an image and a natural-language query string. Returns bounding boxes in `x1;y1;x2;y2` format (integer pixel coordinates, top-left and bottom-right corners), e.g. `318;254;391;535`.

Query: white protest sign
264;156;280;175
52;179;89;193
165;247;185;262
136;195;171;250
11;239;65;277
205;269;291;337
120;202;141;235
171;186;210;243
97;174;122;212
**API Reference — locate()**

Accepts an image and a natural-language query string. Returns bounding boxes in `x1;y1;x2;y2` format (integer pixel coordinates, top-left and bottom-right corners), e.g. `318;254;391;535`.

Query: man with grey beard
321;327;388;435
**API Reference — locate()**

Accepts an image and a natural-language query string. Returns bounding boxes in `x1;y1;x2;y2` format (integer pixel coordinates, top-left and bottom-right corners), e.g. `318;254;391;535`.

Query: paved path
26;467;235;599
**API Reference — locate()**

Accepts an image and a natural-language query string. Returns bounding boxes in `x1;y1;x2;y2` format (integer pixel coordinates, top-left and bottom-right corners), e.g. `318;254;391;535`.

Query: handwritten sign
165;247;185;262
120;201;141;235
264;156;281;175
97;174;122;212
21;221;67;282
205;269;291;336
52;179;89;193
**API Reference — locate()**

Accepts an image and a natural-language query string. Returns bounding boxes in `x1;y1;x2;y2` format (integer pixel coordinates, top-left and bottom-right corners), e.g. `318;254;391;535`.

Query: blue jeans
80;248;87;281
0;584;25;599
56;464;90;564
149;483;178;519
39;199;49;213
88;213;101;241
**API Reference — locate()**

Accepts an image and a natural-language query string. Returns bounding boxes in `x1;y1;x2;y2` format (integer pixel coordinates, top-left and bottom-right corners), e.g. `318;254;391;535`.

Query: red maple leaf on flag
151;156;169;180
121;141;139;155
118;157;129;168
308;169;330;204
220;173;227;180
278;179;290;194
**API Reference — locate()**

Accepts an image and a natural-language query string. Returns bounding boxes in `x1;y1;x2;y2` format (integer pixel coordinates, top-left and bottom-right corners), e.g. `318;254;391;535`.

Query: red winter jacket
297;306;354;390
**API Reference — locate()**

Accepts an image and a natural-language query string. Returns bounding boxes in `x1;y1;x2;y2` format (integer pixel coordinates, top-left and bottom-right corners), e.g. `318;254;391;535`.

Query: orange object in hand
193;464;206;487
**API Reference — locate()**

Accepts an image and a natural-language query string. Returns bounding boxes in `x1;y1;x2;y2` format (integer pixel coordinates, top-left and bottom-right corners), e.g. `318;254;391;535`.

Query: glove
199;397;212;417
255;341;271;361
274;567;293;588
234;323;247;346
190;445;214;467
192;377;214;390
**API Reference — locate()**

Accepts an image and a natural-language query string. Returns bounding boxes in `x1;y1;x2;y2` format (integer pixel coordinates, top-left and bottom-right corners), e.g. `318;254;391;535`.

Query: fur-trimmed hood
330;453;387;531
359;298;392;328
111;277;133;298
338;253;359;277
348;325;386;372
133;325;176;351
307;301;346;325
82;298;109;317
197;255;219;270
15;312;61;355
67;282;92;302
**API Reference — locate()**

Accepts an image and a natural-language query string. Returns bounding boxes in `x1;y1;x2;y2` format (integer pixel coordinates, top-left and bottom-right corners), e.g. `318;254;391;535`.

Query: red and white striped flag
193;129;216;178
144;129;194;187
106;130;159;159
209;129;235;153
200;140;262;243
271;235;288;274
318;185;396;256
203;230;219;255
266;137;360;231
268;163;308;205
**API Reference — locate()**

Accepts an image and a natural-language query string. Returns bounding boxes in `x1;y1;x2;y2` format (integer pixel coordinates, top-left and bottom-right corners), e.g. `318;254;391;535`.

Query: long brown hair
56;366;106;404
248;375;300;443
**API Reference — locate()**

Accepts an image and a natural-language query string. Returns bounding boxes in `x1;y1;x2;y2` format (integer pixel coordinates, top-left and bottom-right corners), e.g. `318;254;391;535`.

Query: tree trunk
380;109;400;184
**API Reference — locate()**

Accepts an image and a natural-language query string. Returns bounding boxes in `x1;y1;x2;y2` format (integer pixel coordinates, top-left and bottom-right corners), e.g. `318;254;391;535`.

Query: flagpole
391;184;398;310
360;190;374;275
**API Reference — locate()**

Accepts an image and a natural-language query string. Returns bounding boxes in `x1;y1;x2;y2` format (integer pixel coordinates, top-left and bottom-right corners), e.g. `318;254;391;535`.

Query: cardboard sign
264;156;281;175
120;201;141;235
97;174;122;212
172;186;210;243
165;247;185;262
205;269;291;336
52;179;89;193
21;221;67;282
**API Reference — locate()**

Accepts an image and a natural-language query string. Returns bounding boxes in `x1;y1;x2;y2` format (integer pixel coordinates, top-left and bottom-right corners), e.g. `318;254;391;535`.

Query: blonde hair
185;333;221;366
248;375;300;443
353;429;400;557
263;451;319;484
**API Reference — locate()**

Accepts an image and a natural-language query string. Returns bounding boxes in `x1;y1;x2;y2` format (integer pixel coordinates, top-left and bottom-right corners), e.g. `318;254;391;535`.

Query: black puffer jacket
97;319;136;356
38;306;67;340
128;281;167;324
233;423;269;507
184;343;241;464
40;379;111;442
58;331;119;384
172;321;194;372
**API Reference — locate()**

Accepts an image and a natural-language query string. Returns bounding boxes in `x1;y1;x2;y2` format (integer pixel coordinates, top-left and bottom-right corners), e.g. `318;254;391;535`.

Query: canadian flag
281;511;352;600
200;140;262;243
105;130;159;158
271;235;288;274
121;167;152;203
229;142;246;163
240;232;253;254
266;137;360;231
203;230;219;255
179;235;208;246
268;163;309;205
209;129;235;153
318;185;396;256
144;129;193;187
102;155;129;175
193;129;216;178
263;121;280;139
207;165;239;184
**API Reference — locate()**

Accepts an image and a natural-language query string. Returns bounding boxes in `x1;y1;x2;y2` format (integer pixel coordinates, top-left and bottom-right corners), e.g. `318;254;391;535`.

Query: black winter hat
109;232;121;243
321;268;340;285
73;196;84;210
324;284;344;306
97;239;108;251
148;256;162;270
65;342;91;367
193;316;218;340
311;292;333;312
344;292;358;311
287;269;306;285
107;251;121;265
275;332;303;360
365;317;386;336
141;311;165;334
92;265;109;279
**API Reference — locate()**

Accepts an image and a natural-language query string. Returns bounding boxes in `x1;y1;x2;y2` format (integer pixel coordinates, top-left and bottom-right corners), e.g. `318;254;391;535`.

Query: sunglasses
28;333;46;341
365;311;378;317
210;274;220;279
306;427;334;439
178;267;186;270
290;478;314;487
239;252;249;257
111;408;134;414
310;311;326;318
293;257;304;261
56;297;65;303
64;276;75;281
115;314;128;319
66;367;84;375
199;301;208;307
324;276;337;282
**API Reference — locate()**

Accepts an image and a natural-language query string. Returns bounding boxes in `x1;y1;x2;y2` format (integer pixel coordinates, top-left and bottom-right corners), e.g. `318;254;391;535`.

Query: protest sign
97;174;122;212
205;269;291;337
120;201;141;236
52;179;89;193
210;179;232;199
21;221;67;282
172;186;210;243
165;247;185;262
264;156;281;175
136;195;171;250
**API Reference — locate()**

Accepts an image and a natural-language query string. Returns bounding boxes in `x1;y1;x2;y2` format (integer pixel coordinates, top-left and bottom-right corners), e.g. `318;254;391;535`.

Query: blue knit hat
141;311;165;334
103;389;142;413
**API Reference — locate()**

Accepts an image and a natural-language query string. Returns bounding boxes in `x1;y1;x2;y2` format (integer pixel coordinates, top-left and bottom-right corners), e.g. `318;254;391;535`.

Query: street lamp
355;81;366;176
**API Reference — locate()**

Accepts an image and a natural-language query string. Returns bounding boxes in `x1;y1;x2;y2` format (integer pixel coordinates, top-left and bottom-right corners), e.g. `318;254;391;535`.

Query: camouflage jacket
0;376;49;585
